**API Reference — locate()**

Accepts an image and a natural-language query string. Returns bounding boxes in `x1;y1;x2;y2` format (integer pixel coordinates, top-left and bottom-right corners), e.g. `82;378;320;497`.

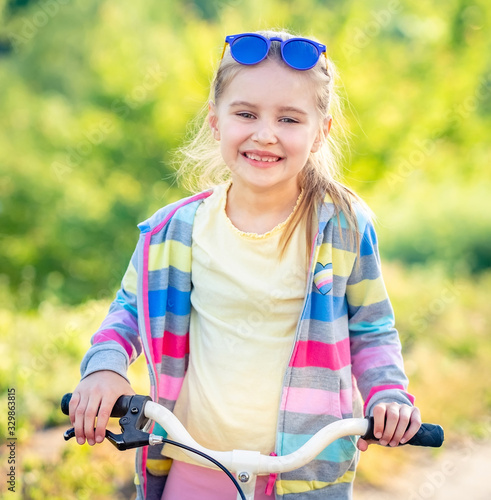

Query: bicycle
61;393;444;500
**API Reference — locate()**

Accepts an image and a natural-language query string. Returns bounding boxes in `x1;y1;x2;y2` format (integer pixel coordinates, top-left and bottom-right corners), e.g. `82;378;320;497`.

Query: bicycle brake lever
63;426;152;450
63;394;154;451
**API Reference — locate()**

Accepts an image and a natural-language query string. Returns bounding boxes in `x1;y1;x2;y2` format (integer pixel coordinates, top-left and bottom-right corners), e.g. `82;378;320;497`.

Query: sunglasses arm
322;51;329;71
220;42;229;61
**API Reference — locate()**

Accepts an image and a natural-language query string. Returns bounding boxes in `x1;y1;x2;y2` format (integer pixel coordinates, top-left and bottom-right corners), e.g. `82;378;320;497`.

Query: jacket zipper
135;231;158;499
134;192;213;498
273;228;321;498
139;231;158;393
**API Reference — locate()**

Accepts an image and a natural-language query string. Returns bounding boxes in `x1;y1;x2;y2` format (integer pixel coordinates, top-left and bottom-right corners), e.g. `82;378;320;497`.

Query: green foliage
371;180;491;274
0;0;489;307
0;297;147;497
0;0;215;306
22;444;133;499
0;300;103;439
352;264;491;485
0;297;149;443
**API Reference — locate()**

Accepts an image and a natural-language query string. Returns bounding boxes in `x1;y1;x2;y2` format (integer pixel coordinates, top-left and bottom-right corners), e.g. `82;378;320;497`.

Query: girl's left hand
357;402;422;452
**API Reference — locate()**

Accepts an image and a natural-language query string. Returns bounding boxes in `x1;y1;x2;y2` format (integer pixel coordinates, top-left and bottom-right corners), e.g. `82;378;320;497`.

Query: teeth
245;152;280;162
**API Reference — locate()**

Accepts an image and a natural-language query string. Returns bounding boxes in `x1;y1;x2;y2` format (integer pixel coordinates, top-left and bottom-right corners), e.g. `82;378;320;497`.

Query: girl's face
208;60;330;195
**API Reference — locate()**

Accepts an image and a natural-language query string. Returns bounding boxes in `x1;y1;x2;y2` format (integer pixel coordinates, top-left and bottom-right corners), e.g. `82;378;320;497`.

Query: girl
69;29;421;500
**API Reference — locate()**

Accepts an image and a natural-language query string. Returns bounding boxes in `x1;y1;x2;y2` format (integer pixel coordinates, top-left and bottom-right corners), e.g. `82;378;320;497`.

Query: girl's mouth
242;152;283;163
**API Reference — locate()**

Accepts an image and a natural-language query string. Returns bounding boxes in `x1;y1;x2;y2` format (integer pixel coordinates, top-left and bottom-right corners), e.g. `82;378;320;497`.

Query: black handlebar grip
61;393;72;416
61;393;135;418
405;423;444;447
362;417;444;447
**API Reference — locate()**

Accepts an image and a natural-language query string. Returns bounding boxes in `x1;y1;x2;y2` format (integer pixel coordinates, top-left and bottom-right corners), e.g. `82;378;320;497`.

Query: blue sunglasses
222;33;328;71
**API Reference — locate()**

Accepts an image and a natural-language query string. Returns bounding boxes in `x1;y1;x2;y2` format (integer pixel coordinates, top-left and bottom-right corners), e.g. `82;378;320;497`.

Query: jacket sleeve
80;246;142;382
346;216;414;416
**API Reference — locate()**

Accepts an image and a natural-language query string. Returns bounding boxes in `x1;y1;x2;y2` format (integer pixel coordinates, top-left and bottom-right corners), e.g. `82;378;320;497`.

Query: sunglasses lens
231;35;268;65
283;40;320;70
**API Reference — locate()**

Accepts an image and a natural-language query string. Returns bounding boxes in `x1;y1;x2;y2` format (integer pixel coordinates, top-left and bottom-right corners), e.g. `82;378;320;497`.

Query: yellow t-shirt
163;183;309;464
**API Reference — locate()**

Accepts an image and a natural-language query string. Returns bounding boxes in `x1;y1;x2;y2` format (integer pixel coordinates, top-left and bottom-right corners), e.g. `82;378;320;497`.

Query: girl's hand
357;402;422;452
68;370;135;446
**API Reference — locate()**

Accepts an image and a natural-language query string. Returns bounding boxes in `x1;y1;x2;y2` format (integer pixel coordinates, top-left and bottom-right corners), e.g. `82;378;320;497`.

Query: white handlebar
144;401;368;475
62;393;441;500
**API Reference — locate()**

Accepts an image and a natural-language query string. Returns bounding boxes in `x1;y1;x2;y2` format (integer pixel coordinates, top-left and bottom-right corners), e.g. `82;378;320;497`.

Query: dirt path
354;440;491;500
5;427;490;499
0;425;136;497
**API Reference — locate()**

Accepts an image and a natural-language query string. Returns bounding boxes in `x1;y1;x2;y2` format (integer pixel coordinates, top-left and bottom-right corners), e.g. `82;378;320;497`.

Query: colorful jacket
80;188;414;499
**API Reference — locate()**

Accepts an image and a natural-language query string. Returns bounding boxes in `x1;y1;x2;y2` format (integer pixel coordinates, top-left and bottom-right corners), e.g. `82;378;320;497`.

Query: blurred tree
0;0;489;308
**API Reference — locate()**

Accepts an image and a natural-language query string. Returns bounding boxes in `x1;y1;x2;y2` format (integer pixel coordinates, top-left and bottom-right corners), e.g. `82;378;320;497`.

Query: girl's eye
237;112;255;119
280;117;299;123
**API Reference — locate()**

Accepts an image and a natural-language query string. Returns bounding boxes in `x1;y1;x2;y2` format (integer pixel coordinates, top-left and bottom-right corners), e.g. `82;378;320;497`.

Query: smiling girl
69;29;421;500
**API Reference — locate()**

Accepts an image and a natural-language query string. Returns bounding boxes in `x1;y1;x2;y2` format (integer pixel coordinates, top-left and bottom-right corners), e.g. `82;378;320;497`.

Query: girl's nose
252;122;278;145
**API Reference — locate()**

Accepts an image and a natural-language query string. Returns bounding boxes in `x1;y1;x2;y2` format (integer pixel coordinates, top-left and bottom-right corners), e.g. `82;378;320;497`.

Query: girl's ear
208;101;220;141
311;116;332;153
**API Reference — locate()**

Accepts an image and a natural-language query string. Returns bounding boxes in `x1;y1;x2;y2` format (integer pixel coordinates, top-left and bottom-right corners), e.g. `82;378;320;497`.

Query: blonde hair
175;29;371;257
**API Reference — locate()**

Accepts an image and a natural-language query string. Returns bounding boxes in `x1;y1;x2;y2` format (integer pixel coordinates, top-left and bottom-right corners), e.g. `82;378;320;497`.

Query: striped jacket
80;188;414;499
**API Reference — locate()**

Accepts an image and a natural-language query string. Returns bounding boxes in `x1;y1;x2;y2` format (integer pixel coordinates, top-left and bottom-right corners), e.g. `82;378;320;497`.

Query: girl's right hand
68;370;135;446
